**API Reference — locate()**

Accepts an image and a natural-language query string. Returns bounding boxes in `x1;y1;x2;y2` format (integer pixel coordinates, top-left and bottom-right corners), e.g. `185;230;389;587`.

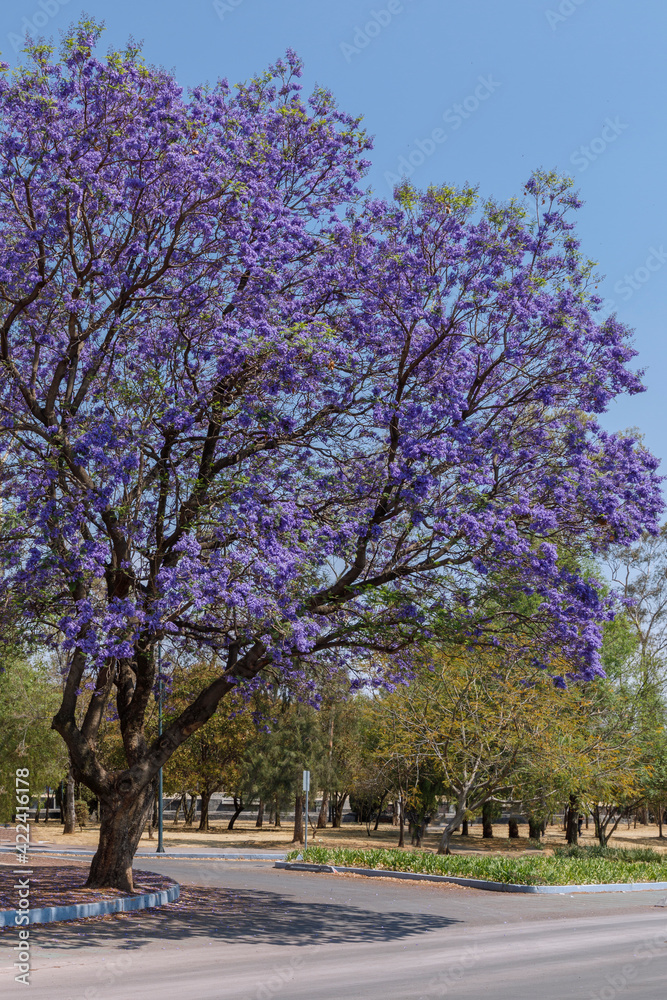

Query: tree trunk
56;782;64;823
332;792;347;828
63;770;77;835
147;787;158;839
173;792;185;826
482;801;493;839
373;792;387;832
508;817;519;839
183;793;197;828
274;798;281;827
292;792;304;844
256;799;264;828
317;791;329;829
593;803;603;844
85;784;155;892
227;796;244;830
461;818;469;837
528;817;542;841
397;795;405;848
392;799;399;826
437;794;468;855
566;794;578;845
439;826;453;854
198;789;212;832
658;801;664;839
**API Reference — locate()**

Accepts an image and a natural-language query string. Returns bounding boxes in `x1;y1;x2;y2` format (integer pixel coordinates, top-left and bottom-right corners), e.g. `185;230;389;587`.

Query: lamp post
156;642;165;854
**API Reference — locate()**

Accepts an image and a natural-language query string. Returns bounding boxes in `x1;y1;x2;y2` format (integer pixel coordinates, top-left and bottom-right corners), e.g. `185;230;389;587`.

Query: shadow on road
28;881;461;951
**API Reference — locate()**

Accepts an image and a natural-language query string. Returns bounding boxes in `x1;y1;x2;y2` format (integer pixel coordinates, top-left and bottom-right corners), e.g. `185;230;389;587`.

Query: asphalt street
2;859;667;999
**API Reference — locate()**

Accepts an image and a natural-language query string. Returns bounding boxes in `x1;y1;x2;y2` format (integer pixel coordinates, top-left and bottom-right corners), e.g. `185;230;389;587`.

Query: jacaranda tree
0;22;661;889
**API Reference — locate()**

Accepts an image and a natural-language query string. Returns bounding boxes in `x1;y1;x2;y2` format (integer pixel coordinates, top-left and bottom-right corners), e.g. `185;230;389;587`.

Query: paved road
2;860;667;999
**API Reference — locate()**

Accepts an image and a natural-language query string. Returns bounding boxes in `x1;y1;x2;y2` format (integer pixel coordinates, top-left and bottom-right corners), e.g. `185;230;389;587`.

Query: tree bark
528;817;542;840
482;801;493;839
461;818;469;837
85;784;155;892
274;798;281;827
256;799;264;828
508;817;519;839
63;769;76;835
292;792;304;844
397;795;405;848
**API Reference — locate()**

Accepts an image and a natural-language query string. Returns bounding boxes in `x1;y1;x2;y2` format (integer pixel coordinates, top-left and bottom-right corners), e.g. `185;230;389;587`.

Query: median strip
277;846;667;894
275;860;667;894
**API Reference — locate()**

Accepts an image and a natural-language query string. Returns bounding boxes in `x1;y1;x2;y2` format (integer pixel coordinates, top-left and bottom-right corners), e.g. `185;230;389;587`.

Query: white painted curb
275;862;667;895
0;877;179;926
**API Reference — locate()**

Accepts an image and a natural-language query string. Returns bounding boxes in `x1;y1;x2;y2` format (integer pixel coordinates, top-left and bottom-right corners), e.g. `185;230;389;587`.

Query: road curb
0;875;180;926
275;862;667;895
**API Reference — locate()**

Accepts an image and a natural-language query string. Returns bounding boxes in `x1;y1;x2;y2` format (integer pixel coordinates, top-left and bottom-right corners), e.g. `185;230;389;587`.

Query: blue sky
4;0;667;470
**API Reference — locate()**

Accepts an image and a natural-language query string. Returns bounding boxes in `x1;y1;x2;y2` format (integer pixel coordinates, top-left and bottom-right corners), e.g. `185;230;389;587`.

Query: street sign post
302;769;310;851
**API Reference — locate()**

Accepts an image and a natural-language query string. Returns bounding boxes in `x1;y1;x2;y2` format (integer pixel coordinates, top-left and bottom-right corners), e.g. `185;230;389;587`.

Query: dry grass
9;816;667;856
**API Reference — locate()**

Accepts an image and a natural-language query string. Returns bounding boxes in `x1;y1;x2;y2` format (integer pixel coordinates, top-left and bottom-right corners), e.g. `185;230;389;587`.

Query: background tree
0;655;68;822
378;651;559;854
607;527;667;689
163;660;255;831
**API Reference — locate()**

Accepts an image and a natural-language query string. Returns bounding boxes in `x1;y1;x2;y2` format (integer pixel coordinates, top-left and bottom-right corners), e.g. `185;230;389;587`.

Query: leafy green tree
0;656;68;822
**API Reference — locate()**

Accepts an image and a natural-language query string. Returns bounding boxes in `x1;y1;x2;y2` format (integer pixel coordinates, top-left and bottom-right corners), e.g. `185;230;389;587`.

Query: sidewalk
0;844;287;860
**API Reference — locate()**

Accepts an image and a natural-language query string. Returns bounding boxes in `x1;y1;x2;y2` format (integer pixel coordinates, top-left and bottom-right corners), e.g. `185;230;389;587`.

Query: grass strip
285;846;667;886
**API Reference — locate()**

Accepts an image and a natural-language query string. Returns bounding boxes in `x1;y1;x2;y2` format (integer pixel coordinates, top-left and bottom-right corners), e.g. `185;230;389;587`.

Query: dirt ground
6;816;667;855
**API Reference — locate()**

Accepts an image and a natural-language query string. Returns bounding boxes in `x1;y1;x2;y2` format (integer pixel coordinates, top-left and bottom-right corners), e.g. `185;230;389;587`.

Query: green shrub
285;846;667;886
553;844;662;863
74;799;89;829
